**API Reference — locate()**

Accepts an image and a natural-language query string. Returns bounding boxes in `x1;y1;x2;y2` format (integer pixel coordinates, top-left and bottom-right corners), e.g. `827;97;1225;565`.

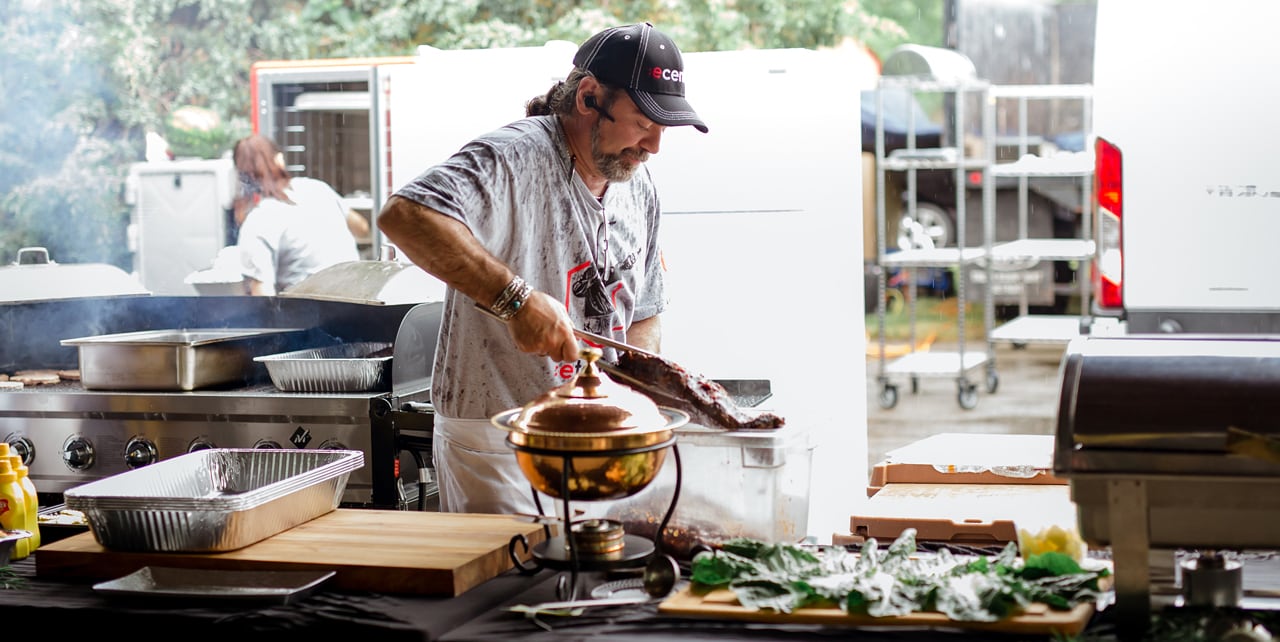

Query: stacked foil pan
255;341;392;392
64;449;363;552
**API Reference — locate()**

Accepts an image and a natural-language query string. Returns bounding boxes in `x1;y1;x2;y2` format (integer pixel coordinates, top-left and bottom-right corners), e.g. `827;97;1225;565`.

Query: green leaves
0;566;24;590
688;529;1110;623
733;579;812;613
689;549;756;587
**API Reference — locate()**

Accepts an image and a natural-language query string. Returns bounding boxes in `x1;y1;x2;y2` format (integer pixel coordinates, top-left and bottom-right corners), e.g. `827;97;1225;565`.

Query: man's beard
591;121;649;182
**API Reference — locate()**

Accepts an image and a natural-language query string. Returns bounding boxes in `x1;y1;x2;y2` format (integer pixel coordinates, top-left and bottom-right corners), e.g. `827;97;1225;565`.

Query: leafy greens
688;528;1110;622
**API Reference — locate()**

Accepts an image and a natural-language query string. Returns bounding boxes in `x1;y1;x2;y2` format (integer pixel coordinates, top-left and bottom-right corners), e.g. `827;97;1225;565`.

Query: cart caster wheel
878;384;899;409
985;371;999;394
957;382;978;410
910;376;920;394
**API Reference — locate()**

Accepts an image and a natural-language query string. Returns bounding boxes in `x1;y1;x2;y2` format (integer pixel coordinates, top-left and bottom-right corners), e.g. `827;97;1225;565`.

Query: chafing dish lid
510;348;669;435
1058;334;1280;449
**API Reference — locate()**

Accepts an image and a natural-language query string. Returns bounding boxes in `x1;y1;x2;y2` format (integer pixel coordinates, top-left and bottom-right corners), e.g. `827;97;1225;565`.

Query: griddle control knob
124;437;158;469
318;439;349;451
4;435;34;466
187;437;216;453
62;435;95;471
254;439;283;450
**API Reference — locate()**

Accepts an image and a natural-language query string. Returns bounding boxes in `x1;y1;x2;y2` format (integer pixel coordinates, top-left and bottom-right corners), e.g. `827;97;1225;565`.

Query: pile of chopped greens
689;528;1110;622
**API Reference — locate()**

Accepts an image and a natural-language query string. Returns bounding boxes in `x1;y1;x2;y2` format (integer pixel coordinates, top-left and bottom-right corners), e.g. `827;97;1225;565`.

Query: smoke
0;2;138;269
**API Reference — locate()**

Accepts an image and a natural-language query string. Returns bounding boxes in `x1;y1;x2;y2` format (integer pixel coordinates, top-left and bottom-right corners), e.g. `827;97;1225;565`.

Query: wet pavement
864;341;1068;471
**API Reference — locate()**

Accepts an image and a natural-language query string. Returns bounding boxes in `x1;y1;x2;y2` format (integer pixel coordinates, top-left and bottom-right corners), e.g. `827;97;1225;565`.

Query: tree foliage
0;0;941;269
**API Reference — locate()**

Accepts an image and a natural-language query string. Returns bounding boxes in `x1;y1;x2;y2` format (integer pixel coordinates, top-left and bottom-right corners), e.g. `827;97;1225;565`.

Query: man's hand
508;291;580;363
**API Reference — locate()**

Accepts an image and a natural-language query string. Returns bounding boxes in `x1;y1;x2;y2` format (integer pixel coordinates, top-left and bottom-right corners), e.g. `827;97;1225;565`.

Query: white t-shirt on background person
237;177;360;294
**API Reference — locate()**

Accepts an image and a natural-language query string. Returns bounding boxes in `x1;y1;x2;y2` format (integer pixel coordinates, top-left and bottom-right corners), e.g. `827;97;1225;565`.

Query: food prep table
5;547;1280;641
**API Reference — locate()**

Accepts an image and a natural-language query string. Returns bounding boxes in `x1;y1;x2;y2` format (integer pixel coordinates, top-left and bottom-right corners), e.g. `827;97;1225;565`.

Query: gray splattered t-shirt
394;115;667;419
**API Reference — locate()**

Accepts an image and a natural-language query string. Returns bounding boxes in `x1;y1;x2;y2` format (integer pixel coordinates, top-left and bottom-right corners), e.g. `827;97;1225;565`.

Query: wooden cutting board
36;509;546;597
658;587;1094;636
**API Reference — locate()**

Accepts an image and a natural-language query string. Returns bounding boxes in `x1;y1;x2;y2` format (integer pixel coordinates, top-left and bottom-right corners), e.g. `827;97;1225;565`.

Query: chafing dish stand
1055;334;1280;640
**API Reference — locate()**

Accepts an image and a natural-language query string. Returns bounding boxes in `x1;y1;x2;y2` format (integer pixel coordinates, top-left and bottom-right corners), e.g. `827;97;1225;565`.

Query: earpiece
585;95;615;122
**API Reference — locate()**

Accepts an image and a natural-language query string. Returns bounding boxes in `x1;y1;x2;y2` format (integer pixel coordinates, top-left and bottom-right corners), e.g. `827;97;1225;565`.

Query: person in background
231;134;363;295
377;23;707;514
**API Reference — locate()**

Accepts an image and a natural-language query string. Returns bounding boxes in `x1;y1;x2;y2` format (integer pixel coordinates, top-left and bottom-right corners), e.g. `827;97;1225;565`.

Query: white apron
431;414;539;515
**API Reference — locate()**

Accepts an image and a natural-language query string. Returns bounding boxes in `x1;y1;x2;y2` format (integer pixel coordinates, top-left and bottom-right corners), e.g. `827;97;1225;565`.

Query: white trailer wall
386;43;870;542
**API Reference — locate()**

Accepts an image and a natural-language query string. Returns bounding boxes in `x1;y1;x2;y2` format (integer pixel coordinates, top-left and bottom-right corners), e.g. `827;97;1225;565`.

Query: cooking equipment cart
873;45;993;410
981;84;1096;349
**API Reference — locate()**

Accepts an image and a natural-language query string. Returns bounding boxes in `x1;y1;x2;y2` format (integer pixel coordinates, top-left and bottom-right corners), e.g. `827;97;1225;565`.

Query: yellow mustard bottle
0;458;28;560
6;454;39;553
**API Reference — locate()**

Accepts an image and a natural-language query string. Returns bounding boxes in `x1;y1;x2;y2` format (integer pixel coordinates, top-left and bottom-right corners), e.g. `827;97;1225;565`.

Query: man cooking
376;23;708;515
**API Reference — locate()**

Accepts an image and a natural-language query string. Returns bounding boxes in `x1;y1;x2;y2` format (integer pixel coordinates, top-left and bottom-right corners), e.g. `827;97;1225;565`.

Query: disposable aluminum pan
63;449;363;553
254;341;392;392
61;328;310;391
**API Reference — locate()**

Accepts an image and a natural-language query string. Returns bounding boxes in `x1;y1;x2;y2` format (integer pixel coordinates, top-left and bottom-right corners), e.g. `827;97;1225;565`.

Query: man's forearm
377;194;600;363
377;195;514;308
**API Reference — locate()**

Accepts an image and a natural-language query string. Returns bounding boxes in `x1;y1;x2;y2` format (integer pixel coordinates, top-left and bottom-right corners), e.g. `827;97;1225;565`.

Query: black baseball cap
573;23;708;133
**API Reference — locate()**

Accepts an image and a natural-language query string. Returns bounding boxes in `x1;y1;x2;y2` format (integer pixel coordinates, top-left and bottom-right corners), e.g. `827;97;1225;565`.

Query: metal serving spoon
642;552;680;598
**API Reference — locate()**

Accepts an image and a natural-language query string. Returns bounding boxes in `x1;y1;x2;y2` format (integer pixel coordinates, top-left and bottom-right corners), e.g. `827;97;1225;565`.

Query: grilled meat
613;351;784;431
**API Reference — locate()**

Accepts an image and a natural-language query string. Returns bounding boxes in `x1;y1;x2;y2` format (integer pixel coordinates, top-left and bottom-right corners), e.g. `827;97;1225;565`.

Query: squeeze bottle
0;458;28;560
5;452;39;552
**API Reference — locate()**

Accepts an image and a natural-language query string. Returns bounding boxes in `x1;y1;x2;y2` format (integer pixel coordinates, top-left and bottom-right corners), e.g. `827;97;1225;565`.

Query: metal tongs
572;329;691;409
473;301;686;408
572;328;657;358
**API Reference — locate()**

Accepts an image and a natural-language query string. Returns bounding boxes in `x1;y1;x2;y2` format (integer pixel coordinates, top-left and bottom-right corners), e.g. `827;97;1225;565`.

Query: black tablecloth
0;554;1095;642
0;555;546;641
3;552;1277;642
439;573;1096;642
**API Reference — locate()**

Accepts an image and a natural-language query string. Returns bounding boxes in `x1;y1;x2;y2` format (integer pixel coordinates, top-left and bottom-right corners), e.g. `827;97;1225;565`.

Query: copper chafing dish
491;348;688;501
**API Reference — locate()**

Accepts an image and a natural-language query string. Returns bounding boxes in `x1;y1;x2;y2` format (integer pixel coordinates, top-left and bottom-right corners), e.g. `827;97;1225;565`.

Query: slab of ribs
611;350;785;431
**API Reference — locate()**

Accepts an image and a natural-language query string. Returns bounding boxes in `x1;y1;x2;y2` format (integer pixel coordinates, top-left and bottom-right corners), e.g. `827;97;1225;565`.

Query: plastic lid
0;459;12;484
6;455;24;476
0;443;8;458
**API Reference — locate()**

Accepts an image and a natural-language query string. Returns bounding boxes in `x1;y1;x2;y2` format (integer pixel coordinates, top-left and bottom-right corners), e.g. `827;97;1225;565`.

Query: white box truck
1091;0;1280;333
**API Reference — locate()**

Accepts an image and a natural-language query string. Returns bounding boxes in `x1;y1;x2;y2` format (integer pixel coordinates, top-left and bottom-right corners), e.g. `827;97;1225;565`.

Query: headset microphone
585;95;615;122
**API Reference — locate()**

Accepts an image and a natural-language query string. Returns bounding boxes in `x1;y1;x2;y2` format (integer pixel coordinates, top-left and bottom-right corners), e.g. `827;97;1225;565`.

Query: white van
1091;0;1280;332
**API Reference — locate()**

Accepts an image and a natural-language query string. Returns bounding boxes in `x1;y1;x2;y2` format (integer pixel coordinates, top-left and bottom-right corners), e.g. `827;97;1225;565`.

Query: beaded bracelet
490;275;533;321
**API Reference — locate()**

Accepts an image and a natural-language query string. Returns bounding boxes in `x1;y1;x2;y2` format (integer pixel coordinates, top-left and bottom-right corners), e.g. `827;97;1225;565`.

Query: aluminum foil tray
64;449;364;553
255;341;392;392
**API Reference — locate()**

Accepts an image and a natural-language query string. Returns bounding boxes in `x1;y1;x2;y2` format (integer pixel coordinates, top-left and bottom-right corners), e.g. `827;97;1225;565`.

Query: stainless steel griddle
0;260;443;510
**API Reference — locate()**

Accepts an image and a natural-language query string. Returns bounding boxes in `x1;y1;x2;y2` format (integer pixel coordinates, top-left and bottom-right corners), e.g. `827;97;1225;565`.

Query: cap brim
627;89;708;133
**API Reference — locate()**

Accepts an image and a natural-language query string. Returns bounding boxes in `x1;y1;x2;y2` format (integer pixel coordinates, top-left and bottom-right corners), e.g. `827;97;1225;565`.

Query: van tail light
1094;136;1123;310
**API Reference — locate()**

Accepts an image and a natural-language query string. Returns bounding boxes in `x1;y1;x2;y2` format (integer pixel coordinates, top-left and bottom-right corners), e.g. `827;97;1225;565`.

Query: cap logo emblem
650;67;683;83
